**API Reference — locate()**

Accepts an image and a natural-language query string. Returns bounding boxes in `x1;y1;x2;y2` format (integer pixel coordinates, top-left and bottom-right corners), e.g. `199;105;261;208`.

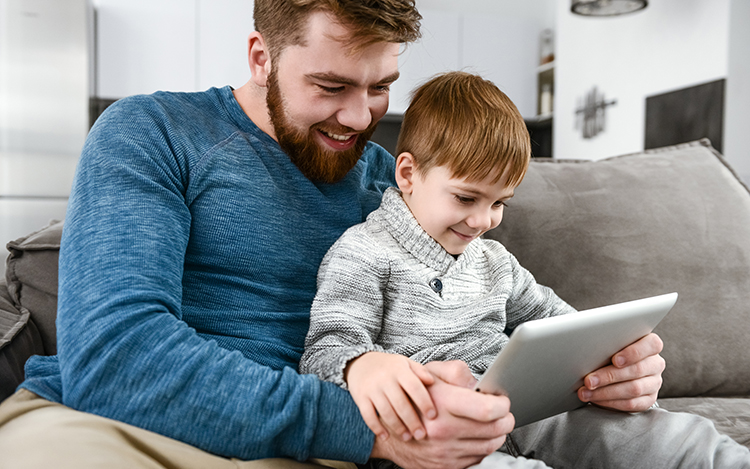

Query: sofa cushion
5;219;63;355
658;397;750;448
0;277;45;401
484;140;750;398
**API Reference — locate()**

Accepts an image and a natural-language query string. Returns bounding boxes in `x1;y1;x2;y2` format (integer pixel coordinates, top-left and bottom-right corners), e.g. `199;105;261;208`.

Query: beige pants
0;389;358;469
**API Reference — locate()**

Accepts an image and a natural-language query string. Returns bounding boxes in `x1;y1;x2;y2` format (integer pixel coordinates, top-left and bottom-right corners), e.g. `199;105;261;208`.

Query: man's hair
254;0;421;61
396;71;531;187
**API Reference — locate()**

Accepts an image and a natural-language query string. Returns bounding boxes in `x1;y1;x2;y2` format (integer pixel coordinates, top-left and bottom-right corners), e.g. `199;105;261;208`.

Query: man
0;1;746;468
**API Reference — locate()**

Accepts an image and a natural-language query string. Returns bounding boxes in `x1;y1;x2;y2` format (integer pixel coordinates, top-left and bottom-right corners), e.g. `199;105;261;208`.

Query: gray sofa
1;139;748;448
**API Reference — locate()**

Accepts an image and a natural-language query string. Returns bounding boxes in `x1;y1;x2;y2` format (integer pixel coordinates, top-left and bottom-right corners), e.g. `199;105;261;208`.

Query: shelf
537;60;555;73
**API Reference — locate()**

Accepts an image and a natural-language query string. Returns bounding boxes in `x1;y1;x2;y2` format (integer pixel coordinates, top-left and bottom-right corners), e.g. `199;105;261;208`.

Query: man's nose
336;92;373;131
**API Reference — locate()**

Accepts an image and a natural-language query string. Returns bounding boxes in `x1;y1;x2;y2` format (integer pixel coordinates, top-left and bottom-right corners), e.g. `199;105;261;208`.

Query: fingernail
413;429;425;440
615;356;626;367
581;389;592;401
426;410;437;419
588;376;599;388
401;432;412;441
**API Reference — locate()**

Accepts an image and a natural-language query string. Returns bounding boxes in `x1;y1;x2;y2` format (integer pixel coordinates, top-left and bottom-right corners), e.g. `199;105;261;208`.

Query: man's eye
318;85;344;94
373;84;391;93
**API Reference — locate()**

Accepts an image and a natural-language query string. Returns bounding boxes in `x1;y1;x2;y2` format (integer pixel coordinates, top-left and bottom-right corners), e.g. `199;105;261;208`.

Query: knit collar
370;187;482;274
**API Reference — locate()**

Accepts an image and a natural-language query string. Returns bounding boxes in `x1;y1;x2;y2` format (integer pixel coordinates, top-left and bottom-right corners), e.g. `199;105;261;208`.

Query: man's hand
346;352;437;442
370;361;514;469
578;332;665;412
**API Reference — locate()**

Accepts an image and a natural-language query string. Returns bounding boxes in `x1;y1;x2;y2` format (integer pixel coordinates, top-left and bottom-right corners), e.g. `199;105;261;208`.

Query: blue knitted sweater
20;86;396;462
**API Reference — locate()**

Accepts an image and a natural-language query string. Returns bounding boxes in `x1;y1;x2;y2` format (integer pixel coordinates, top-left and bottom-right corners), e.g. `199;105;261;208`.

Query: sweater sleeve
300;228;388;388
503;251;577;332
50;98;374;462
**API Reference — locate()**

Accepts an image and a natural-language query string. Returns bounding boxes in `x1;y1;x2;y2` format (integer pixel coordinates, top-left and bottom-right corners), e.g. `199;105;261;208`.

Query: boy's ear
248;31;272;87
395;152;416;194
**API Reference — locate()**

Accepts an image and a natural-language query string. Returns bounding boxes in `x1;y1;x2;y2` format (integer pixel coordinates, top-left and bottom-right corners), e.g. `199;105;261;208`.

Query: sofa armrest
0;277;44;401
5;220;63;356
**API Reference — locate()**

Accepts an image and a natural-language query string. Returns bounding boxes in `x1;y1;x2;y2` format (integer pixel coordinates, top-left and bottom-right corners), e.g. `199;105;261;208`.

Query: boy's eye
494;200;508;208
455;195;474;204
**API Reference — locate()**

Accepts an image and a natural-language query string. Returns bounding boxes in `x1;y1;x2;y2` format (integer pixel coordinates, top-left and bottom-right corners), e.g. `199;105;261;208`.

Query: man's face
265;12;401;183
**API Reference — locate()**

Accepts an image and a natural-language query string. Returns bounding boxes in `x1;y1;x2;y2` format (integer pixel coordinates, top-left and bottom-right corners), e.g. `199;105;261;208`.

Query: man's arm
54;97;374;462
578;333;665;411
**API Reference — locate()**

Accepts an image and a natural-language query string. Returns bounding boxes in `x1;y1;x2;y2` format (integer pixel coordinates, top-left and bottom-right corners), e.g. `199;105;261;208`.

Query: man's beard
266;69;378;184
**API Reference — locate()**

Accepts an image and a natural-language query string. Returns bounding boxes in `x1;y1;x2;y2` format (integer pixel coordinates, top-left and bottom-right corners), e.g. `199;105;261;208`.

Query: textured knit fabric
19;86;396;462
300;187;576;387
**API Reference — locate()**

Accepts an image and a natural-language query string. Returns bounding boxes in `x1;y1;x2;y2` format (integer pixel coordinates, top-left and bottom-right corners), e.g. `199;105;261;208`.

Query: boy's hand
371;361;514;469
578;332;665;412
345;352;437;442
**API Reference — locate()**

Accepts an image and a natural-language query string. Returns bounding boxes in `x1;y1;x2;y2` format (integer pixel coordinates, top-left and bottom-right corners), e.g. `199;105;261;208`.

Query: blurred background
1;0;748;272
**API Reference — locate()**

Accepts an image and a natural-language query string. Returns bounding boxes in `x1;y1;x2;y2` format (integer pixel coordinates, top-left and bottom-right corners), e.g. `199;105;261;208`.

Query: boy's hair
254;0;422;62
396;71;531;187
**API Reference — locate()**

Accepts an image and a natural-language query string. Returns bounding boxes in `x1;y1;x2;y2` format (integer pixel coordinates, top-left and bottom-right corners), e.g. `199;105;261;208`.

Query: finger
359;399;390;441
424;360;477;388
587;393;659;413
579;374;662;404
405;363;437;420
438;383;511;422
371;392;411;440
585;354;665;390
408;360;435;386
612;333;664;368
384;385;427;440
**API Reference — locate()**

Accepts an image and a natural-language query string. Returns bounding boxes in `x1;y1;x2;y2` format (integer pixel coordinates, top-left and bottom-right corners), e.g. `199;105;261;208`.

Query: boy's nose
467;209;493;232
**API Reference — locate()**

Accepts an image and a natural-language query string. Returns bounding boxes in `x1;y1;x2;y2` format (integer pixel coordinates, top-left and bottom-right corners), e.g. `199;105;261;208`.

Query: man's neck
233;82;277;141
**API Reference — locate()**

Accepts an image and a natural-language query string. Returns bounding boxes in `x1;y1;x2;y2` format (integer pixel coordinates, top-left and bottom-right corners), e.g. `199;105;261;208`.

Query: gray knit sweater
300;187;576;386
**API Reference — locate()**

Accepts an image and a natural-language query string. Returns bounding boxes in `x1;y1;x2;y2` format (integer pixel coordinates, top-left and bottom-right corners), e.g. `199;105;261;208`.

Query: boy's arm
51;100;374;463
301;234;436;441
501;249;577;331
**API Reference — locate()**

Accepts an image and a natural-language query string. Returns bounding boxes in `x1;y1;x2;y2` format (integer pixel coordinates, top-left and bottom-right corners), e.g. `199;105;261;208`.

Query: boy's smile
396;154;515;255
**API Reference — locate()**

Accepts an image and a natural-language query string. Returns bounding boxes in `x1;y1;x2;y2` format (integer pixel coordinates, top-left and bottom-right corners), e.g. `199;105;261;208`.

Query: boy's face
266;12;401;183
397;155;516;255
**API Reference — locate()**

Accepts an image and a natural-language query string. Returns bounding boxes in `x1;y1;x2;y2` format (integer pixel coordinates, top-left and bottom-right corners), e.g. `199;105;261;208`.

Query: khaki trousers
0;389;357;469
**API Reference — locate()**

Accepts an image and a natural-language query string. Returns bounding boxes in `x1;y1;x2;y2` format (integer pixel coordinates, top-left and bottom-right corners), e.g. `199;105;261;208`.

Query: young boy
299;71;577;445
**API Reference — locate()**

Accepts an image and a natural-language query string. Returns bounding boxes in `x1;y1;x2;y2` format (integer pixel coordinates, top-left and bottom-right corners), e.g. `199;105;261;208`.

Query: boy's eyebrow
305;71;401;87
454;184;514;200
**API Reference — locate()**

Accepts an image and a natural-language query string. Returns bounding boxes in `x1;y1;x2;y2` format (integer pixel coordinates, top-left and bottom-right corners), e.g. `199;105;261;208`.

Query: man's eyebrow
306;71;400;87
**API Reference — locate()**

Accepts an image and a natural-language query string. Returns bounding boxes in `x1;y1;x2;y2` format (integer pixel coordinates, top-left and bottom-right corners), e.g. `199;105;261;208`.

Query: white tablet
475;292;678;428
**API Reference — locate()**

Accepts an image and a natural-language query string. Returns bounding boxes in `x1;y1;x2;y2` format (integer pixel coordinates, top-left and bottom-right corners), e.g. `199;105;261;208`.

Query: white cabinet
95;0;198;98
389;8;543;119
197;0;255;91
389;9;461;115
95;0;255;99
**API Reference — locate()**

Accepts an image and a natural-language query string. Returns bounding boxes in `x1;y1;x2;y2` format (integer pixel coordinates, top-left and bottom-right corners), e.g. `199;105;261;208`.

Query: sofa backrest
484;139;750;398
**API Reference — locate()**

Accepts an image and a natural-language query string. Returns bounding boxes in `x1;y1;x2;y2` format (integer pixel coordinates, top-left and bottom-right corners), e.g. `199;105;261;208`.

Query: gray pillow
484;139;750;398
5;219;63;355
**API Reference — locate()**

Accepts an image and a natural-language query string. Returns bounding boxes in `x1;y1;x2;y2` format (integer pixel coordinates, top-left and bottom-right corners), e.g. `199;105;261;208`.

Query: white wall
554;0;731;160
724;0;750;184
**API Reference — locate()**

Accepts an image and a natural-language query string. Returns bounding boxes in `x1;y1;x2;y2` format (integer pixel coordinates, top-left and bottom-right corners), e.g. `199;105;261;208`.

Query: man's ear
395;152;416;194
248;31;272;87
